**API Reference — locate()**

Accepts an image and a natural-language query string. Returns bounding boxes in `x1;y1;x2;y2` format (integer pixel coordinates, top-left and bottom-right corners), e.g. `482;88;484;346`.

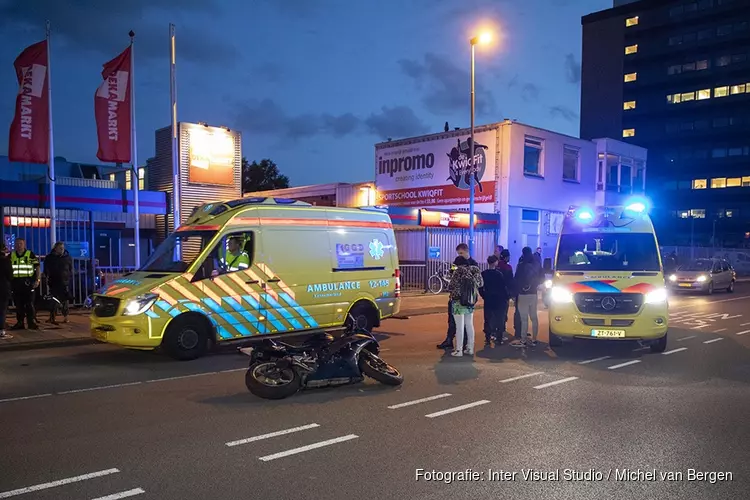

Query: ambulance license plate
591;329;625;338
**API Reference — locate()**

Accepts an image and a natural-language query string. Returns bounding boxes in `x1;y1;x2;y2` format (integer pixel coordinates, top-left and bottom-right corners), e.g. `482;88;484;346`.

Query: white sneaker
0;331;12;339
451;350;463;357
463;347;474;355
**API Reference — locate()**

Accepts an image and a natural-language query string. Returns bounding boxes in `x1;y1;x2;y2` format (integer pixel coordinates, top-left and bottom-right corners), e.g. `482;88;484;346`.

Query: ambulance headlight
644;288;668;305
550;287;573;304
123;293;158;316
544;279;553;289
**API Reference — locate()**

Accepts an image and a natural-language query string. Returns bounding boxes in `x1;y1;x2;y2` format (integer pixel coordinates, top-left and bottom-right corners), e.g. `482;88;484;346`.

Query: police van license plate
591;329;625;338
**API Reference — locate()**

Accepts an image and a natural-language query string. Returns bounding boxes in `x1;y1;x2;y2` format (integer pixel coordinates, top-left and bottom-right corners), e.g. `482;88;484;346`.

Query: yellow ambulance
90;198;401;360
547;200;669;352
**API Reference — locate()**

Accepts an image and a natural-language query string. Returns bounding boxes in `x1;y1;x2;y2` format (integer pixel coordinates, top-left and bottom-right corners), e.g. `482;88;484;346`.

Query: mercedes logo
601;296;617;311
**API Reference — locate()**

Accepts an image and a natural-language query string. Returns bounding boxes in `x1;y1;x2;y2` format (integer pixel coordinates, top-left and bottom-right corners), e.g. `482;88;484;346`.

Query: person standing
0;243;13;339
44;241;73;325
447;255;483;357
511;247;543;348
437;243;477;350
479;255;508;346
10;238;40;330
497;249;514;340
534;247;543;267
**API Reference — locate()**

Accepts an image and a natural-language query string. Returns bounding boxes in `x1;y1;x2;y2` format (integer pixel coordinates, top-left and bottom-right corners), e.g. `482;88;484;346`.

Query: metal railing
400;261;492;294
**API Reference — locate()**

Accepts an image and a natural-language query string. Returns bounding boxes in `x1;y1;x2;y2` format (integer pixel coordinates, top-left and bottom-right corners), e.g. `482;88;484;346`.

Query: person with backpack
437;243;478;350
511;247;543;348
479;255;508;346
447;255;483;357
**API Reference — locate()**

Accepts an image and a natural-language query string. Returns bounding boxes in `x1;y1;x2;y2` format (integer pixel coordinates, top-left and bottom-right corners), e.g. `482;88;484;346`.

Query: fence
400;260;494;294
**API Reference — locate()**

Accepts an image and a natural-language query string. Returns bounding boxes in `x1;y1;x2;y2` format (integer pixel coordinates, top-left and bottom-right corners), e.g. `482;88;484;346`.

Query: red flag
95;45;132;163
8;40;50;164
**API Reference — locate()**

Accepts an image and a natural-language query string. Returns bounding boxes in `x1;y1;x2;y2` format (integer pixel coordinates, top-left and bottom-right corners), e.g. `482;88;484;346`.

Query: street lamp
468;31;492;257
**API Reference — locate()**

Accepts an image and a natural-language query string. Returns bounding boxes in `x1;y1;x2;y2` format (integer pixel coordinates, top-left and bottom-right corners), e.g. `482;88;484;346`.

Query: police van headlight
668;274;677;282
550;286;573;304
644;288;668;305
123;293;158;316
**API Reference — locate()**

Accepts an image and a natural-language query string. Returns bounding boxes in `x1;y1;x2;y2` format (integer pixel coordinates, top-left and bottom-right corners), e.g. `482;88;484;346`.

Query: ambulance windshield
556;232;660;272
141;230;217;273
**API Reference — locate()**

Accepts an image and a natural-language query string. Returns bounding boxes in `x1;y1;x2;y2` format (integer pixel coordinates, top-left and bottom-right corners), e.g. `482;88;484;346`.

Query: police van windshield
140;230;217;273
556;232;660;272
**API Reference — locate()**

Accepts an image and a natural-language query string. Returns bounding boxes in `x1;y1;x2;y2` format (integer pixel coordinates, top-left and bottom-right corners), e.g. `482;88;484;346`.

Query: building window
691;209;706;218
681;92;696;102
562;146;579;181
714;86;729;97
138;167;145;191
698;28;713;40
523;136;543;176
692;179;708;189
623;100;636;110
727;177;742;187
622;128;635;137
125;170;132;190
667;65;682;75
668;35;682;46
606;154;619;190
681;121;694;131
522;209;540;222
712;147;727;158
716;55;731;66
683;62;696;72
634;160;645;191
678;210;690;219
731;84;746;94
667;93;681;104
108;173;116;182
714;117;729;127
732;53;747;63
742;176;750;187
624;72;637;82
712;178;727;188
625;44;638;55
698;0;714;8
684;32;697;42
626;16;639;27
728;147;743;156
717;25;732;36
685;2;698;12
697;89;711;100
670;5;684;17
696;59;709;70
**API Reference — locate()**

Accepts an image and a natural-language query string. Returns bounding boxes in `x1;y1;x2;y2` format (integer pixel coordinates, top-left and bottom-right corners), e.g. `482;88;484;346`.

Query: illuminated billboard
187;126;236;186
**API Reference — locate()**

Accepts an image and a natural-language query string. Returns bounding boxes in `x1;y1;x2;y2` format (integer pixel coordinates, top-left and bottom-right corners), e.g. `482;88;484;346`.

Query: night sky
0;0;609;187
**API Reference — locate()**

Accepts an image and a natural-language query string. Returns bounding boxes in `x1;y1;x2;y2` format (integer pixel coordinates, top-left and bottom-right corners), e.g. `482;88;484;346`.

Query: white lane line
387;393;452;409
91;488;145;500
741;322;750;327
499;372;544;383
57;382;142;395
533;377;579;389
704;338;724;344
608;360;641;370
217;368;246;374
0;393;52;404
578;356;611;365
632;346;649;352
736;330;750;336
713;328;727;333
258;434;359;462
226;424;320;447
425;400;490;418
663;347;688;355
146;372;216;383
0;468;120;499
677;336;696;342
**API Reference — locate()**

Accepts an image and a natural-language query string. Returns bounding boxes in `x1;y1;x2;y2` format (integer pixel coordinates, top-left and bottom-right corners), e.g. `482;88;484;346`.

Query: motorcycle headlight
668;274;677;282
123;293;158;316
644;288;668;305
696;275;707;282
544;279;553;289
551;286;573;304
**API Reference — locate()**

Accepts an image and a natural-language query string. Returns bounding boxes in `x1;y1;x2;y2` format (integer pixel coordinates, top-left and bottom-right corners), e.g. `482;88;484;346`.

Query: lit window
623;101;636;110
125;170;132;190
712;178;727;188
667;93;682;104
727;177;742;187
690;209;706;218
626;16;639;27
692;179;707;189
697;89;711;100
108;173;115;182
625;44;638;55
523;136;543;176
138;167;145;191
678;210;690;219
624;72;637;82
623;128;635;137
731;84;746;94
683;62;696;71
714;86;729;97
696;59;709;70
681;92;695;102
742;176;750;187
668;65;682;75
726;210;735;218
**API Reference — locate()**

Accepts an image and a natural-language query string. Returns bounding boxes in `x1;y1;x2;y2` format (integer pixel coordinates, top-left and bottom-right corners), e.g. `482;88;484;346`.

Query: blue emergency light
623;197;650;214
574;207;594;221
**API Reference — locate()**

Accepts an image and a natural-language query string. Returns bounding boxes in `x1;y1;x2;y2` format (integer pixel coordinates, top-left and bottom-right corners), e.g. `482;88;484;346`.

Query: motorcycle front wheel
359;351;403;386
245;361;302;399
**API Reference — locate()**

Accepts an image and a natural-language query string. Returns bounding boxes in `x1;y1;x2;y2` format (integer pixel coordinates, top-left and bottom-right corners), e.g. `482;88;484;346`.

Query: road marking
713;328;727;333
534;377;578;389
258;434;359;462
226;423;320;447
57;382;142;395
216;368;246;374
425;400;490;418
704;338;724;344
499;372;544;383
663;347;688;355
677;336;696;342
578;356;612;365
146;372;216;383
388;393;452;409
91;488;145;500
0;393;52;404
737;330;750;336
608;360;641;370
741;322;750;327
0;468;120;499
632;346;649;352
671;294;750;309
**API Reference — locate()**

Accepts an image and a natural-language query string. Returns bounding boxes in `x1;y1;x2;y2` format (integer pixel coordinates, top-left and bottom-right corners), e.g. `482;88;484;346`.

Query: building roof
582;0;672;24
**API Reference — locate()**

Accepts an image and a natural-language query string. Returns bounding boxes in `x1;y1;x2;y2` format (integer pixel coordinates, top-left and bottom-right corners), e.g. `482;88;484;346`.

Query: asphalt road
1;286;749;499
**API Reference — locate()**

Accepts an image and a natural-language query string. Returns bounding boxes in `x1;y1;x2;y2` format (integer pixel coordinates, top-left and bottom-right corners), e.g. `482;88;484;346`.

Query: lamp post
468;32;492;257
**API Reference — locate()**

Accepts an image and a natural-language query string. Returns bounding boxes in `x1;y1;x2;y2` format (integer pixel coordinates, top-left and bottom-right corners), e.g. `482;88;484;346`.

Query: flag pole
129;30;140;268
46;20;57;248
169;23;179;233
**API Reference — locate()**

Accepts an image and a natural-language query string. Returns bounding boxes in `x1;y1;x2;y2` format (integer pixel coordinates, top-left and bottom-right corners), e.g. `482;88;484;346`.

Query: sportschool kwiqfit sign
375;130;496;208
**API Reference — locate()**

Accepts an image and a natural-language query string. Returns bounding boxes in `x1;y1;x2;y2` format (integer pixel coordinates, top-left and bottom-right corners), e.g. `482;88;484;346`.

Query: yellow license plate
678;283;692;288
591;329;625;338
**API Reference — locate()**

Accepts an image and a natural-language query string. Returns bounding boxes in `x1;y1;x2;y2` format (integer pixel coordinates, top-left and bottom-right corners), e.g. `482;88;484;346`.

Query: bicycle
427;262;453;294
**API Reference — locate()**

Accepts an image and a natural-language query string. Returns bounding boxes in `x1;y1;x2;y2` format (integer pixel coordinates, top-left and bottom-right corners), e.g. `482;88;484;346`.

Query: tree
241;158;290;194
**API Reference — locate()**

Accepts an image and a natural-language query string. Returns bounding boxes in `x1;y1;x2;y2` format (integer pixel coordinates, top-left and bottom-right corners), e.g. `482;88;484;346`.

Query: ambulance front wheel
163;314;211;361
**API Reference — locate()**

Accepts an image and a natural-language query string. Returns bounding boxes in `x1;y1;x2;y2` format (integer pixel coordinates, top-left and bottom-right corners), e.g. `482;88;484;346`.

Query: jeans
453;311;475;353
513;298;523;339
446;299;468;348
517;293;539;342
483;302;507;342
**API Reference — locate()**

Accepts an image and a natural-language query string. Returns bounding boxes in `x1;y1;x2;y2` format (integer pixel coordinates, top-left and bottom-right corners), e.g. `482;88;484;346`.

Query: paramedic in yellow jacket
220;236;250;272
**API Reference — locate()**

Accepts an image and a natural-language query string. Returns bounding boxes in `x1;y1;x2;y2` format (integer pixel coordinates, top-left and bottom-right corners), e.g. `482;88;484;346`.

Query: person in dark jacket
437;243;477;350
479;255;509;346
511;247;543;348
0;242;12;339
44;241;73;325
496;249;514;340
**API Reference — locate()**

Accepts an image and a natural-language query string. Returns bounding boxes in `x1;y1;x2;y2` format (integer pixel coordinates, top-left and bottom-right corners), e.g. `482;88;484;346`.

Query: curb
0;337;97;352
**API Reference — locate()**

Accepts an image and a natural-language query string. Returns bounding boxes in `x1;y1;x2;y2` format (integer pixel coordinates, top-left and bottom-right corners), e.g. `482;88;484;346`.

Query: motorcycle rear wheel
359;351;403;386
245;361;302;399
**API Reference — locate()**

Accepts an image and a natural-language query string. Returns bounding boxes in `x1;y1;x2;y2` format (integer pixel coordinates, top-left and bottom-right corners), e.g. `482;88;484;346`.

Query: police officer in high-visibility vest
219;236;249;272
10;238;40;330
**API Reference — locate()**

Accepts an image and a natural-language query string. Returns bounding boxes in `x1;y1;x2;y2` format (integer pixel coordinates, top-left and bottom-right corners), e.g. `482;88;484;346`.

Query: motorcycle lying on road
240;315;403;400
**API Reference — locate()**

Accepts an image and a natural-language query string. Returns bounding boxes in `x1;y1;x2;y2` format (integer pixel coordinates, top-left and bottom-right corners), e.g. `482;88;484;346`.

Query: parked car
667;258;735;295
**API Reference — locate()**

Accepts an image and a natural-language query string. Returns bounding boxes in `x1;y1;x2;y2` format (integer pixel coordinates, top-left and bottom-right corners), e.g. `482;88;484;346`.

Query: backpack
459;271;478;307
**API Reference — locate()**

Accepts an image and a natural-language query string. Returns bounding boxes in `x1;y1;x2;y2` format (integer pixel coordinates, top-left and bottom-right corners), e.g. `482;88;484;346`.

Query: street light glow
479;32;492;44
